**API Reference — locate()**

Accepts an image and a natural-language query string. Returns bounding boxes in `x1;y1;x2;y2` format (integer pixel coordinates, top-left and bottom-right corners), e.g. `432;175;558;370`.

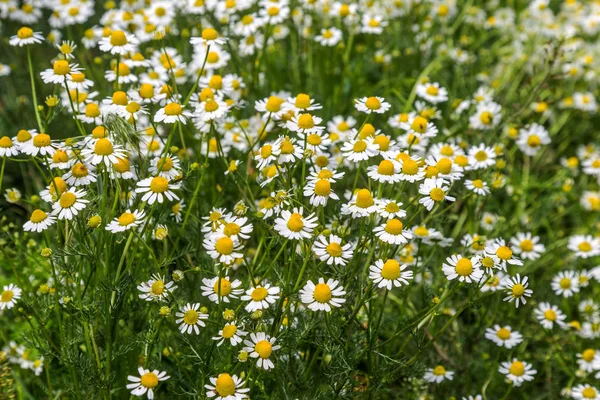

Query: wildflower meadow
1;0;600;399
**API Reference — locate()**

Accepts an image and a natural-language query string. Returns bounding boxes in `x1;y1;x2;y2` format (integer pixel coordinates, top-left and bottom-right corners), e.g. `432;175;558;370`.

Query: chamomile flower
205;373;250;400
484;325;523;349
137;274;176;302
176;303;208;334
52;188;88;220
534;302;567;329
154;102;192;124
9;27;44;47
135;177;180;205
303;179;340;206
354;96;391;114
315;27;342;46
424;365;454;383
340;137;379;162
510;233;545;260
274;207;318;240
0;136;19;157
201;276;244;304
286;113;324;135
255;143;280;169
418;177;455;211
241;284;280;312
367;159;402;183
374;218;413;245
4;188;21;203
467;144;496;170
126;367;169;399
20;132;56;156
341;189;378;218
577;349;600;373
517;123;551;156
195;97;229;122
106;209;146;233
551;270;580;298
465;179;490;196
375;199;406;219
395;154;426;182
502;274;532;308
442;255;484;283
23;209;56;233
484;240;523;269
81;138;126;166
416;82;448;104
469;102;502;130
203;234;244;266
568;235;600;258
99;30;138;55
213;322;247;347
312;235;354;266
0;284;22;310
498;359;536;387
369;259;413;290
40;60;81;84
572;385;600;400
300;278;346;312
243;332;281;370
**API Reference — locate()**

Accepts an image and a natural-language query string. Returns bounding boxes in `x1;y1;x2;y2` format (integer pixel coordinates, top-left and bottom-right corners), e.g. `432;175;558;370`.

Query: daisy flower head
81;138;127;167
498;359;536;387
315;27;343;47
137;274;177;302
203;234;244;266
340;137;379;162
572;385;600;400
394;153;426;182
243;332;281;370
341;188;378;218
9;27;44;47
23;209;56;233
216;215;253;241
416;82;449;104
201;276;244;304
175;303;208;335
303;178;340;207
285;93;322;113
467;144;496;170
551;270;580;298
300;278;346;312
502;274;532;308
312;234;354;266
99;30;139;55
510;233;545;260
375;199;406;219
469;101;502;130
241;284;280;312
516;123;551;156
484;240;523;269
126;366;169;398
195;97;229;122
20;132;56;157
212;322;248;347
40;60;81;84
465;179;490;196
135;176;180;205
423;365;454;383
191;27;228;46
367;159;402;183
274;207;318;240
154;102;192;124
274;136;303;164
354;96;391;114
577;349;600;373
484;325;523;349
51;188;89;220
0;136;20;157
286;113;324;135
442;255;484;283
369;259;413;290
4;188;21;203
568;235;600;258
106;209;146;233
418;177;455;211
534;302;566;329
204;373;249;400
0;284;22;310
374;218;413;245
361;14;388;35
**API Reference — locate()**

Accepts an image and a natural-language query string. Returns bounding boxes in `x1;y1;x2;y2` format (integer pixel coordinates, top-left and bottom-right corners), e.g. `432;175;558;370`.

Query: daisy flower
498;359;536;387
255;143;280;170
416;82;449;104
243;332;281;370
99;30;139;55
341;189;378;218
442;255;484;283
154;102;192;124
20;132;56;156
399;115;439;138
502;274;532;308
312;235;354;266
465;179;490;196
204;373;249;400
572;385;600;400
0;136;20;157
568;235;600;258
195;97;229;122
0;284;22;310
369;259;413;290
241;284;280;312
275;136;303;164
300;278;346;312
467;144;496;170
285;93;322;113
484;325;523;349
137;274;176;302
191;27;228;47
469;102;502;130
212;322;247;347
367;159;401;183
510;233;545;261
394;154;426;182
9;27;44;47
484;240;523;269
534;302;566;330
201;276;244;304
373;218;413;245
303;179;340;207
286;113;324;135
23;209;56;232
354;96;391;114
551;270;580;298
203;234;244;266
340;137;379;162
517;123;551;156
51;188;88;220
175;303;208;334
375;199;406;219
423;365;454;383
135;177;180;205
577;349;600;373
126;366;169;399
418;177;455;211
81;138;127;167
40;60;81;84
106;209;146;233
315;27;343;47
4;188;21;203
274;207;318;240
216;215;253;241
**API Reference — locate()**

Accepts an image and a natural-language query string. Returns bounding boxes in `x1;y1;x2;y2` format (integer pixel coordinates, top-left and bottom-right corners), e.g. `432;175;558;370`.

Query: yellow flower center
155;6;166;16
365;97;381;110
582;349;596;362
202;28;218;40
381;259;401;280
85;103;100;118
118;212;135;226
429;188;445;202
71;163;89;178
496;328;511;340
17;129;32;142
578;242;592;252
114;158;130;173
295;93;311;109
307;134;322;146
49;177;67;197
378;160;395;175
297;114;314;129
433;365;446;376
222;325;237;338
355;189;374;208
215;237;234;255
53;60;70;75
436;158;452;174
207;52;219;63
280;139;294;154
255;340;273;358
1;291;14;303
326;242;343;257
481;257;495;268
287;213;304;232
313;283;332;303
353;140;367;153
384;219;403;235
512;284;525;297
527;135;541;147
183;309;199;325
33;133;51;148
204;100;219;112
455;258;473;276
495;246;512;260
94;138;114;156
474;150;488;161
559;277;571;289
18;27;34;39
151;280;164;295
59;192;76;208
401;159;419;175
544;309;556;321
150;177;169;193
265;96;283;112
164;103;182;116
479;111;493;125
426;86;439;96
410;116;428;133
109;30;127;46
313;179;331;196
385;202;400;213
139;84;154;99
223;223;240;236
30;209;47;223
215;373;236;396
260;144;272;159
582;388;597;399
0;136;13;148
213;278;232;296
509;361;525;376
322;30;333;39
251;287;268;301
